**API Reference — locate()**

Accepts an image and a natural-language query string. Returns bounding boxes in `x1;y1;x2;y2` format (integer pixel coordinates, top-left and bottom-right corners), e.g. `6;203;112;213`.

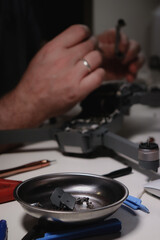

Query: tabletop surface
0;104;160;240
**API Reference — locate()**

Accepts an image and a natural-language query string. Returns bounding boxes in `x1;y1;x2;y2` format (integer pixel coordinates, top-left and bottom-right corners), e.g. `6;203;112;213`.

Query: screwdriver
115;18;126;59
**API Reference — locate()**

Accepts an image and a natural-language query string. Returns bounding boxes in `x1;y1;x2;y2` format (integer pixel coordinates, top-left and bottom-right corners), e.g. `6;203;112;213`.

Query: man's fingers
79;68;106;100
74;50;103;79
99;35;129;58
98;29;129;58
128;53;145;74
71;36;98;61
123;39;141;64
53;24;91;48
118;32;129;54
126;73;136;82
126;53;145;82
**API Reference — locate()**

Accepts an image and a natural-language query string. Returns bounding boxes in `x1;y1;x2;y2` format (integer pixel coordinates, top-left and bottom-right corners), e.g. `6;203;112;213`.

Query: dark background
0;0;93;97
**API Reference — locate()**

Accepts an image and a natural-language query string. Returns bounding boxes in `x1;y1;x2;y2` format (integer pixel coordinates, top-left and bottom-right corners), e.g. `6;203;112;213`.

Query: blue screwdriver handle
36;218;121;240
0;220;7;240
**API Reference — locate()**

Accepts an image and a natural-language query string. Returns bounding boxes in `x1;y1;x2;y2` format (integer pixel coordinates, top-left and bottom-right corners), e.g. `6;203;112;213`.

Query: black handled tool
115;19;126;59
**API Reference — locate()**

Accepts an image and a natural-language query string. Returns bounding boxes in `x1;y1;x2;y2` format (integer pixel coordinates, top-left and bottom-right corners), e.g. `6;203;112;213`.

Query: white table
0;104;160;240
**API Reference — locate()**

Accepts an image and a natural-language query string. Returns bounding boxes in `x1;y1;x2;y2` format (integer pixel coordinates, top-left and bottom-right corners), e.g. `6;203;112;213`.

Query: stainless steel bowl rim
14;172;129;214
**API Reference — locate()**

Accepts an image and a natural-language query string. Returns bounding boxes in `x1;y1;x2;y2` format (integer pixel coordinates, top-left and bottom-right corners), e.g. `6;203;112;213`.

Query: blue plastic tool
36;218;121;240
124;195;150;213
0;220;7;240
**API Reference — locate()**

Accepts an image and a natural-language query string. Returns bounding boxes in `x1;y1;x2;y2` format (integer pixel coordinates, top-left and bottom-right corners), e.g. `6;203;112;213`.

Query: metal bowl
14;172;128;223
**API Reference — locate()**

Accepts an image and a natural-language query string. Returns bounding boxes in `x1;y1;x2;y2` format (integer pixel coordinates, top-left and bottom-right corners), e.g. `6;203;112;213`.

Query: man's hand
0;25;105;129
97;29;145;82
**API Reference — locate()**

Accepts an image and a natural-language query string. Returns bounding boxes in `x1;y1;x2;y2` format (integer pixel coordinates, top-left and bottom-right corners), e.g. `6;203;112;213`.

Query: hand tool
36;218;121;240
103;166;132;178
115;18;126;58
22;218;121;240
124;195;150;213
0;220;7;240
0;159;55;178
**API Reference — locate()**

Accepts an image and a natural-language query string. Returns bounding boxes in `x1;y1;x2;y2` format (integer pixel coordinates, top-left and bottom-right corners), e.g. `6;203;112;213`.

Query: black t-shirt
0;0;91;97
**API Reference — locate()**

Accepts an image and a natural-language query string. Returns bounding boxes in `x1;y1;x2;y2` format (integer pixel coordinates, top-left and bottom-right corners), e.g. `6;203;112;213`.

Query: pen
0;220;7;240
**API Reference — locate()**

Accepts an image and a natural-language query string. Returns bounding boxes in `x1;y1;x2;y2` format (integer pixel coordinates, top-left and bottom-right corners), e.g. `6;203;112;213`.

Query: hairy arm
0;25;106;152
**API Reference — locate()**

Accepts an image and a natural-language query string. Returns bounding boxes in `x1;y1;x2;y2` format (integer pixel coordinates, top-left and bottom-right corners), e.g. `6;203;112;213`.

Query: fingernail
80;24;91;33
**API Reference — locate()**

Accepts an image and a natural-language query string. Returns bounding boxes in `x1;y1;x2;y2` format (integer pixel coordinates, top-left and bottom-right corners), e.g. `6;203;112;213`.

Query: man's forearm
0;88;42;130
0;88;43;152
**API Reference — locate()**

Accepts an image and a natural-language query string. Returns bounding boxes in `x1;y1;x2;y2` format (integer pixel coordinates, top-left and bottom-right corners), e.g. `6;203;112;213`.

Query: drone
0;81;160;177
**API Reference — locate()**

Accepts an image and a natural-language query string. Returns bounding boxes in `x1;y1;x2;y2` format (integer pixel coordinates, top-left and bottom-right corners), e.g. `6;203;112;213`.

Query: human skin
0;25;144;131
0;25;105;130
97;28;144;82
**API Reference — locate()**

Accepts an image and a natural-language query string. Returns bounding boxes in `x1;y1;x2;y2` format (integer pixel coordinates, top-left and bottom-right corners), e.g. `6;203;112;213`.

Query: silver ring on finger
81;59;92;72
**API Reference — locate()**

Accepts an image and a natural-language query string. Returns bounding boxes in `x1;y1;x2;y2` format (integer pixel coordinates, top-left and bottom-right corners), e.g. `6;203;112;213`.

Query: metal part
138;141;159;171
115;19;126;58
0;159;55;178
50;187;76;211
50;187;64;209
103;132;159;172
14;172;128;223
76;197;94;209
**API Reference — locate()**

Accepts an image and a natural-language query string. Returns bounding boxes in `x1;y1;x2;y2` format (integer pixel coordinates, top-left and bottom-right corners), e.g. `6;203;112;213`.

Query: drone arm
102;131;159;172
0;126;58;144
103;131;139;161
131;91;160;107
